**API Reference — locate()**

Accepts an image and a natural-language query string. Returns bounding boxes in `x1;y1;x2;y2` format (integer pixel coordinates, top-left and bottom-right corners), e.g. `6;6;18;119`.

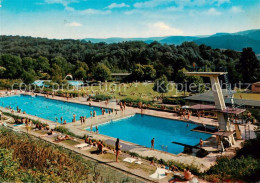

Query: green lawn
78;82;186;101
234;93;260;101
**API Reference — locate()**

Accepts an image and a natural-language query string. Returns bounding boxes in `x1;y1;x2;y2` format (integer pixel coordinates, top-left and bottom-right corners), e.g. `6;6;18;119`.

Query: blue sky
0;0;259;39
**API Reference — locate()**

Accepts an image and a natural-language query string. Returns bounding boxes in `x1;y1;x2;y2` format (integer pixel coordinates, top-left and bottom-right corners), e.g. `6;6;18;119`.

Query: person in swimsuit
96;125;98;134
115;138;120;162
199;138;203;148
151;138;155;149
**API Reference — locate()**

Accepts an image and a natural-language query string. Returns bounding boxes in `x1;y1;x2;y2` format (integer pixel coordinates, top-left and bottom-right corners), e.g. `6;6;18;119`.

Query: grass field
78;82;186;101
234;93;260;101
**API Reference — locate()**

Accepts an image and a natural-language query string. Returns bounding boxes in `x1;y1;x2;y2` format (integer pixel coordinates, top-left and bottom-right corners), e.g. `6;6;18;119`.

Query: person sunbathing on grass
85;135;91;144
97;140;104;154
40;129;54;137
55;135;72;142
184;168;194;181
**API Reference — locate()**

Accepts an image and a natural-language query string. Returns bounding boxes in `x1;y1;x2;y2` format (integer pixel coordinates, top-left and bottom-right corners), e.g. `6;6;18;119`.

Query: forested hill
82;29;260;54
0;35;259;85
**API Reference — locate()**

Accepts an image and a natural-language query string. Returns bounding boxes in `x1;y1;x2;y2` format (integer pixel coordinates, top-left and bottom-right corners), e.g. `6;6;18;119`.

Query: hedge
162;97;185;105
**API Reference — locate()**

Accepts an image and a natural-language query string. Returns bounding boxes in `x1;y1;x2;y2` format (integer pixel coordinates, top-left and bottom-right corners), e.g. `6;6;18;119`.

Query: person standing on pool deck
60;117;63;124
95;125;98;134
115;138;120;162
199;138;203;148
73;114;76;122
151;138;155;149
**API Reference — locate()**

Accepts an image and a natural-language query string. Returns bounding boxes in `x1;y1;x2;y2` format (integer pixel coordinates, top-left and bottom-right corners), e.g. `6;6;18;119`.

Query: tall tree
153;75;169;97
74;67;87;80
93;63;111;82
143;65;156;81
51;64;63;83
238;48;259;83
0;54;22;79
36;56;50;72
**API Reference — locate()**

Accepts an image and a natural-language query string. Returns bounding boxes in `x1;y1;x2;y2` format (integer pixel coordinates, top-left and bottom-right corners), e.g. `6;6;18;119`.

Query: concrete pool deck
0;91;256;173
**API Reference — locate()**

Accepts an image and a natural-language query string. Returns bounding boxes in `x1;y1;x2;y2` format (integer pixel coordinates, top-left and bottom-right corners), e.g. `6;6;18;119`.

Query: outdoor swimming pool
90;114;211;154
0;95;104;123
33;80;84;87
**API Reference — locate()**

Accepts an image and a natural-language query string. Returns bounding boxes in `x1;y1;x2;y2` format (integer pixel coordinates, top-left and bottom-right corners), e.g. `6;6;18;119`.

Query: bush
196;149;209;158
93;94;112;101
120;98;153;106
162;97;185;105
236;136;260;159
248;109;260;122
0;127;138;182
0;79;23;89
205;156;260;181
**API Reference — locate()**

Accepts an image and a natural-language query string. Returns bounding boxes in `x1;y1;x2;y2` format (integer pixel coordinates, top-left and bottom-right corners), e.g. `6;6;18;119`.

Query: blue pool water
0;95;104;123
91;114;211;154
33;80;84;87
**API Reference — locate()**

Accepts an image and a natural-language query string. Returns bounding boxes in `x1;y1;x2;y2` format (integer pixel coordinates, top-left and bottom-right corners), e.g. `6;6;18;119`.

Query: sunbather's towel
13;128;20;132
149;168;167;179
123;157;136;163
135;161;142;165
75;143;90;149
149;168;170;180
189;177;199;183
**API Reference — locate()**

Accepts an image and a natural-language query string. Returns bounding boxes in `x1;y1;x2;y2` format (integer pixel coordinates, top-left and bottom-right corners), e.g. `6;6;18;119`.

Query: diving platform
171;141;202;149
185;71;229;131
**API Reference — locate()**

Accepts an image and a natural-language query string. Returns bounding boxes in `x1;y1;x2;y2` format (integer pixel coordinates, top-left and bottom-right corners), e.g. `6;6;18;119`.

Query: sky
0;0;259;39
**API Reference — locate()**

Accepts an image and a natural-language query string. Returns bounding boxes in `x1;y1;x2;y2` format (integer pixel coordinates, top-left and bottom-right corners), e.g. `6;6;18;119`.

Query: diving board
172;141;201;149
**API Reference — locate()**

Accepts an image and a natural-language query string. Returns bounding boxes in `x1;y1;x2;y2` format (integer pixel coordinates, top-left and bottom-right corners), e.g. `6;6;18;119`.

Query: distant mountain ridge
83;29;260;53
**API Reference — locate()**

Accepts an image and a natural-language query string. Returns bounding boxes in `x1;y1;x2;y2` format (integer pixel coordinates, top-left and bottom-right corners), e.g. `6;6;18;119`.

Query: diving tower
185;72;230;131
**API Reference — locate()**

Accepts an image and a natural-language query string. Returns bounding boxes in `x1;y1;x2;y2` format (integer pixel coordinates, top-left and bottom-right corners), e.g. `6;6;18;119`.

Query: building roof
185;89;260;107
215;108;246;115
189;104;216;110
185;72;227;77
189;104;245;114
252;82;260;86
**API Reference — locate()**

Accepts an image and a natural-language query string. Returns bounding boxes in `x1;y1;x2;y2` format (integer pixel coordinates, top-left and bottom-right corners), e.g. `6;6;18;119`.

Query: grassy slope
79;82;184;101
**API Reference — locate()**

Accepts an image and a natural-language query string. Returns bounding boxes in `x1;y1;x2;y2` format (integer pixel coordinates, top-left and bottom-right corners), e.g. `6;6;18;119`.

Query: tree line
0;35;259;86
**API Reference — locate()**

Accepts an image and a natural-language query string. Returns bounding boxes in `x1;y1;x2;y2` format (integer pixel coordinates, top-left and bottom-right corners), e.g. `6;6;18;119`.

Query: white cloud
133;0;230;9
66;22;82;27
79;9;111;15
148;22;183;36
106;3;129;9
44;0;79;11
230;6;243;13
204;8;222;15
